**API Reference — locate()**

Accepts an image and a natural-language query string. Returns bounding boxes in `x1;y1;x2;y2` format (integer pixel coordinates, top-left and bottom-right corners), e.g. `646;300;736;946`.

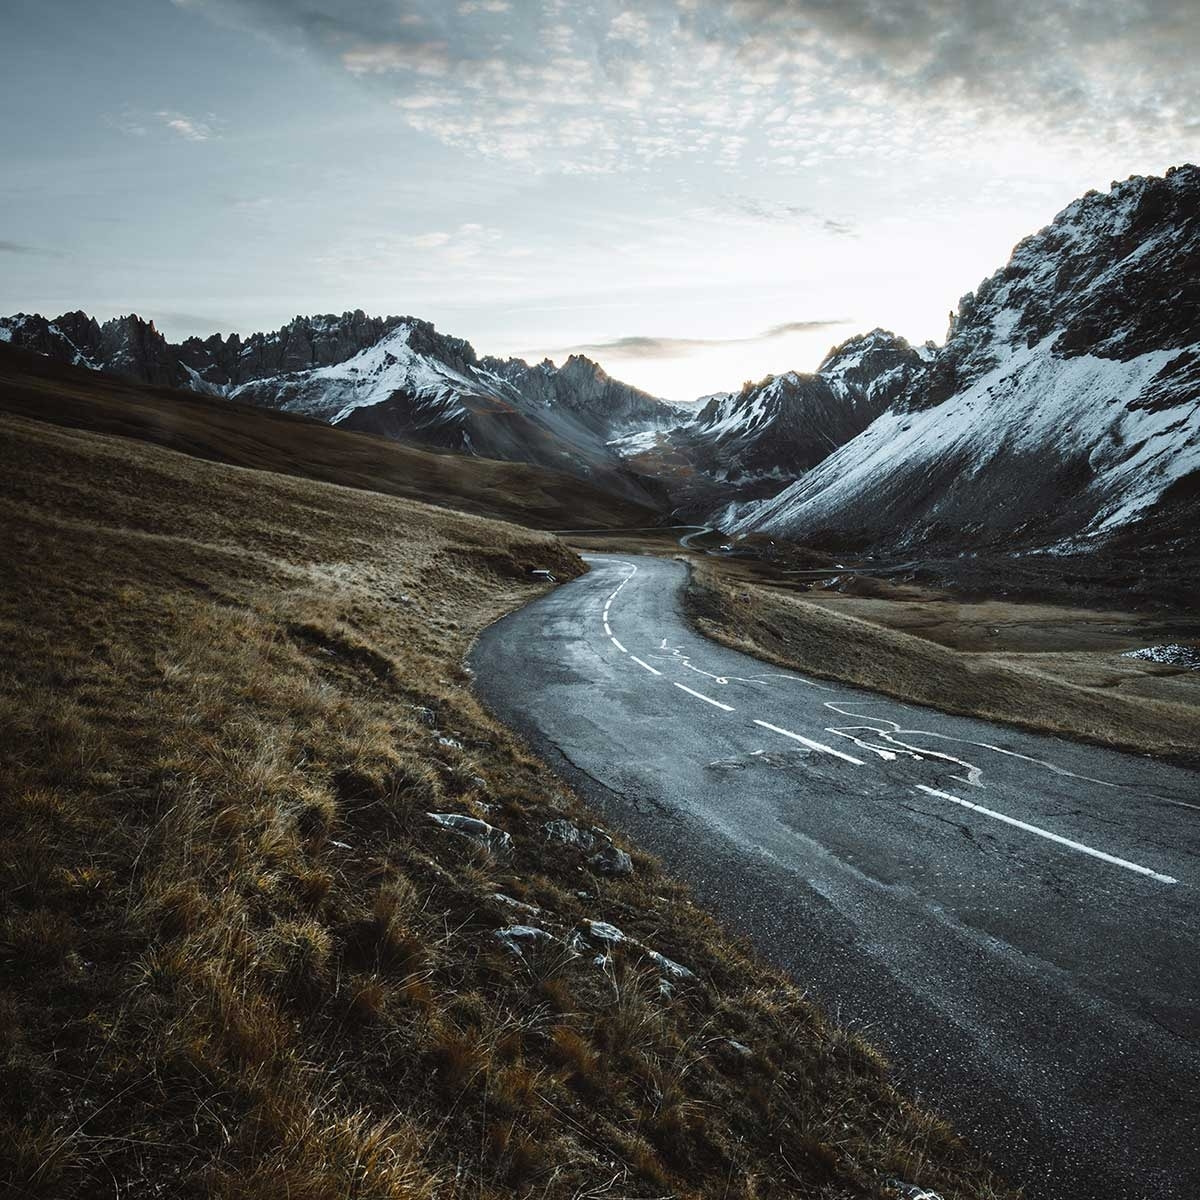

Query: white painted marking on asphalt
754;720;865;765
650;639;834;691
914;785;1178;885
596;561;639;656
826;729;904;762
1162;798;1200;813
630;655;662;676
824;708;981;784
825;703;1126;791
674;682;734;711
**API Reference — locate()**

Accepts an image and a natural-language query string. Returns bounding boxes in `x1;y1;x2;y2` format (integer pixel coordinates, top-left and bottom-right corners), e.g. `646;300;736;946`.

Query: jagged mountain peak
734;164;1200;555
945;163;1199;373
818;327;913;370
0;304;678;510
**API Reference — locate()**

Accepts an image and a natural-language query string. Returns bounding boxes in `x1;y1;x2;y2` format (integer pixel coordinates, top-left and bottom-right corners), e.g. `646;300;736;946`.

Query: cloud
717;194;856;237
761;321;852;339
106;107;221;141
553;319;853;360
174;1;1200;172
0;240;64;258
156;110;218;141
103;111;150;138
401;221;503;260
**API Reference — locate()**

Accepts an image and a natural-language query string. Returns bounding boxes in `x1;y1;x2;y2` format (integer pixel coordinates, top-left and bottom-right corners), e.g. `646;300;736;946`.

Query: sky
2;1;1197;401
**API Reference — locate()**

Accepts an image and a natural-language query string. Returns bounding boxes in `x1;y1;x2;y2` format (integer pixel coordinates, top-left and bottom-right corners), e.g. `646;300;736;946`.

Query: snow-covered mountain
0;309;678;505
679;329;928;479
604;330;932;516
732;164;1200;554
0;304;881;517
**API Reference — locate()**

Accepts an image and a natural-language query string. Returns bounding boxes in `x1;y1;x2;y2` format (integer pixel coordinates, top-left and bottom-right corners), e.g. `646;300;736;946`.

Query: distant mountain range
4;163;1198;557
0;309;679;509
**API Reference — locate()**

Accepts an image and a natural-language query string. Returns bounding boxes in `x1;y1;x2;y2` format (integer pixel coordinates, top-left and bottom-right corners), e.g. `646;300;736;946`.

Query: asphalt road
471;554;1200;1200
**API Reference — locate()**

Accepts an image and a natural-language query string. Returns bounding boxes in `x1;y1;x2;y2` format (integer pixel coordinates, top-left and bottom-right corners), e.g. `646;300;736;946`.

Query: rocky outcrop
483;352;678;434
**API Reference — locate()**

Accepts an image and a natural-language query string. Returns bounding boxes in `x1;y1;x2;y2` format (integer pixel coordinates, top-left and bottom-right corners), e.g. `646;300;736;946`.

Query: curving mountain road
471;554;1200;1200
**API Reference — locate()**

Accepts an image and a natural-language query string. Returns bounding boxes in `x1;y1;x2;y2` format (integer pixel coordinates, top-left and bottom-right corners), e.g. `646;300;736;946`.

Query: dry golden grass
0;411;1015;1199
686;558;1200;762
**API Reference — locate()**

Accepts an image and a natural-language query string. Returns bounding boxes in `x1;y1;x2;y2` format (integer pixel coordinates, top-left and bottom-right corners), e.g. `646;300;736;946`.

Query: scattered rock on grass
542;818;596;850
543;819;635;875
493;925;559;956
493;892;540;916
427;812;513;856
886;1183;945;1200
573;919;695;983
589;844;634;877
1121;643;1200;669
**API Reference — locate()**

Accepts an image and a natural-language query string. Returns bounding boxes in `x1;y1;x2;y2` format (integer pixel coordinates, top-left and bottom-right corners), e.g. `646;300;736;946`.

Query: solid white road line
754;719;865;765
1163;798;1200;813
674;682;734;711
630;655;662;676
610;635;627;653
914;785;1178;885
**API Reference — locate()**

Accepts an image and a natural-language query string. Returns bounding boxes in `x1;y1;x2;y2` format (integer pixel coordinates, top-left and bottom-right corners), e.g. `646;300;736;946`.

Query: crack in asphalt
551;741;674;819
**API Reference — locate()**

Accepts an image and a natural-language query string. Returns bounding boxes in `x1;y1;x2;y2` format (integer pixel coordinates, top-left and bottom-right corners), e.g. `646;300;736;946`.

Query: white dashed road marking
753;719;865;765
914;785;1178;885
673;682;735;711
593;558;1179;886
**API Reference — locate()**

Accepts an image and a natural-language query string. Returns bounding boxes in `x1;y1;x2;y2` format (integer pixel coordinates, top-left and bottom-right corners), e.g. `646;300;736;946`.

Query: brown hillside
0;343;658;531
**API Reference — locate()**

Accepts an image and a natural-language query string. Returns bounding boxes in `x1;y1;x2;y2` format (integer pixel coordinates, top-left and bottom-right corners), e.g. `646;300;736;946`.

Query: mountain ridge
0;308;679;508
732;164;1200;556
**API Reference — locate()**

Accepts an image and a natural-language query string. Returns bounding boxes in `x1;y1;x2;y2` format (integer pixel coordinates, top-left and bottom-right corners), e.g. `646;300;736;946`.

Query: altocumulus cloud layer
174;0;1199;171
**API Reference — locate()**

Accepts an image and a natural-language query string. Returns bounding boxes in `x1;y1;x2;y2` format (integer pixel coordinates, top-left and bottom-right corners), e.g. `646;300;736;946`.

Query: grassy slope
0;411;1014;1199
685;559;1200;762
0;344;658;530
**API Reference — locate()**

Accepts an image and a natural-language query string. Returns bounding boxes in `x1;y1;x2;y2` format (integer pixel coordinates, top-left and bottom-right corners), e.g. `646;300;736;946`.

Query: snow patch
607;428;665;456
1121;644;1200;669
